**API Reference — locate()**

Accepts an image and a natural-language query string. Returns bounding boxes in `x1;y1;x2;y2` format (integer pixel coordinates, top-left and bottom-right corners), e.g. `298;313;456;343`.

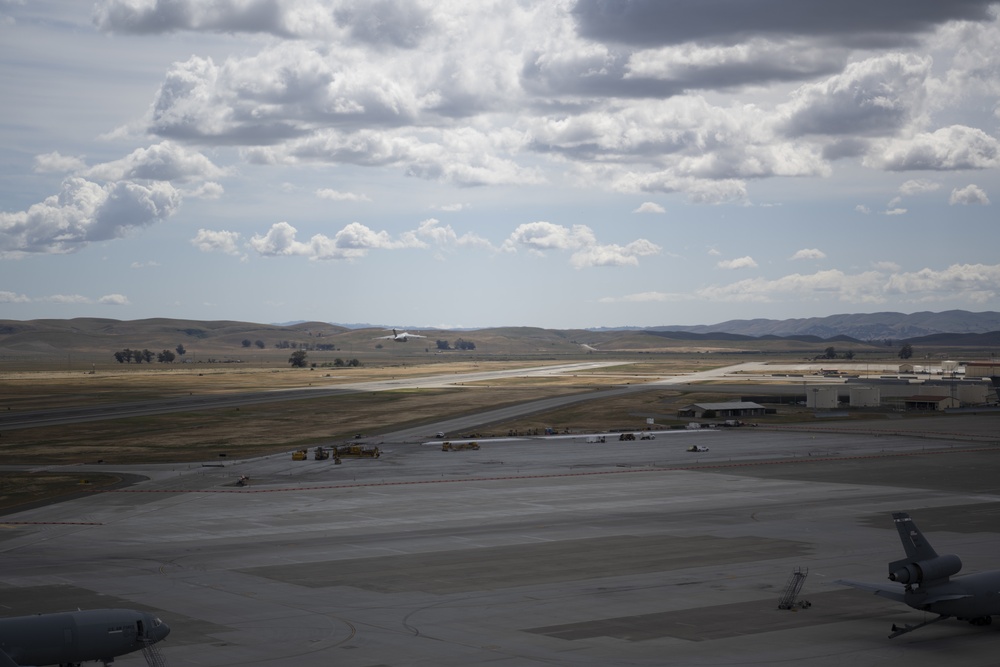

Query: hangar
677;401;766;419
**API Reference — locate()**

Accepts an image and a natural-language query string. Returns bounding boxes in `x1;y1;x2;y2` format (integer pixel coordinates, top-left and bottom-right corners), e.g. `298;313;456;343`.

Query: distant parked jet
0;608;169;666
838;511;1000;637
375;328;426;342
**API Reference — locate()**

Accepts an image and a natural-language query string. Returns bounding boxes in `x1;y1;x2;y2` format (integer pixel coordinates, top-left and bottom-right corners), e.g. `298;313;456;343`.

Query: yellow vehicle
291;449;308;461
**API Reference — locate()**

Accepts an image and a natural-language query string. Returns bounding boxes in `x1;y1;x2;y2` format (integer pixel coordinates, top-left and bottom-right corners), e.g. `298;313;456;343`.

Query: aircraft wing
835;579;907;604
0;649;18;667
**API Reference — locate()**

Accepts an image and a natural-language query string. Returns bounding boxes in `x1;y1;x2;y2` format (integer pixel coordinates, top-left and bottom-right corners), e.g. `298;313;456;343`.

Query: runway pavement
3;416;1000;666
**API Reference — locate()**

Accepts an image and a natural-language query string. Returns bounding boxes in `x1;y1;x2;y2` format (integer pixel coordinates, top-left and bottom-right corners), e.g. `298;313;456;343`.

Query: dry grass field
0;359;714;465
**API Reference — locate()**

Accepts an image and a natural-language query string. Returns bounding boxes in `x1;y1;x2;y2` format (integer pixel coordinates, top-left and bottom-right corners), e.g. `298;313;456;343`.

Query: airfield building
677;401;766;419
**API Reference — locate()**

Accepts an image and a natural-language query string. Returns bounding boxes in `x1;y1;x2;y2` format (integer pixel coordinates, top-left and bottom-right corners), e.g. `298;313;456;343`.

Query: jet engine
888;553;962;585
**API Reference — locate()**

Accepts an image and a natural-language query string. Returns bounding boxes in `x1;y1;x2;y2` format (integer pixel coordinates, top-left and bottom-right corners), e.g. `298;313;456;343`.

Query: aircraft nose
148;615;171;642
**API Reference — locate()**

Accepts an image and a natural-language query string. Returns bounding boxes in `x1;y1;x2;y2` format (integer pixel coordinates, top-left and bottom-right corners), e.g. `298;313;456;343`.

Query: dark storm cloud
521;47;844;100
572;0;997;47
95;0;292;37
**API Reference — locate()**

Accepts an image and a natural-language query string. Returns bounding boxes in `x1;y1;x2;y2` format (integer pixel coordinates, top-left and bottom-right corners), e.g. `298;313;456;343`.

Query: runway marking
0;521;103;525
79;445;999;495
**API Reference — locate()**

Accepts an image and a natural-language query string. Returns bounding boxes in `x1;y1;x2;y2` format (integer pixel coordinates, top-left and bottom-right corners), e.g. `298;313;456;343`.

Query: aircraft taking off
0;608;169;666
838;511;1000;637
375;328;427;342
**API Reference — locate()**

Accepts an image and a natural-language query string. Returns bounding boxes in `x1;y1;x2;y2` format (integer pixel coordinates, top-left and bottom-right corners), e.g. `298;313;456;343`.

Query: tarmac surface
2;413;1000;665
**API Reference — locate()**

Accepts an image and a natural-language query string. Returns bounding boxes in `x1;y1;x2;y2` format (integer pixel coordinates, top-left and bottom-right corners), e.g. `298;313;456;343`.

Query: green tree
823;346;836;359
157;349;176;363
176;344;186;356
241;339;252;347
898;343;914;359
289;350;308;367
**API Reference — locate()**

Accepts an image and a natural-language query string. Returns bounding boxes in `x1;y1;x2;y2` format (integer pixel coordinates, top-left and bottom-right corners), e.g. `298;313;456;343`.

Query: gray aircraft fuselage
839;511;1000;636
0;608;169;666
908;570;1000;619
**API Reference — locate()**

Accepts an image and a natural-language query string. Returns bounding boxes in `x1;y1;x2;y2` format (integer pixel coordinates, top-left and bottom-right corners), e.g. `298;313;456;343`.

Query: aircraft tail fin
892;512;938;561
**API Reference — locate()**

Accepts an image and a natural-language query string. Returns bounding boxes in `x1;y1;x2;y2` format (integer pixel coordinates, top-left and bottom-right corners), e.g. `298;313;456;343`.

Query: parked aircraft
0;608;169;666
376;328;426;342
838;511;1000;637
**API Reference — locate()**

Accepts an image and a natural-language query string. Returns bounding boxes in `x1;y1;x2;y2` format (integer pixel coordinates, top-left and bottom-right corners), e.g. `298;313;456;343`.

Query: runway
3;418;1000;665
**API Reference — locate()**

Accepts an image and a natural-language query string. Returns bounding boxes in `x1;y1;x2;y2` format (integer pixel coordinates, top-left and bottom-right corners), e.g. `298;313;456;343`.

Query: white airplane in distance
375;328;427;342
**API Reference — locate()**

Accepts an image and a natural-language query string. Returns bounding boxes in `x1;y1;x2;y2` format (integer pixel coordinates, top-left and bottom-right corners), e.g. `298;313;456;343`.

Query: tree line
113;344;186;364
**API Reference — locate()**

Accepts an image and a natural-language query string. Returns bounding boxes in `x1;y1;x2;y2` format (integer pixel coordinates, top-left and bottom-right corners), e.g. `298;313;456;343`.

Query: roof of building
680;401;765;410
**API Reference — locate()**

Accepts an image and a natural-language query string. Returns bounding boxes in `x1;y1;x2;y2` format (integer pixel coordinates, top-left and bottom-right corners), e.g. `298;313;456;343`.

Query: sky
1;0;999;330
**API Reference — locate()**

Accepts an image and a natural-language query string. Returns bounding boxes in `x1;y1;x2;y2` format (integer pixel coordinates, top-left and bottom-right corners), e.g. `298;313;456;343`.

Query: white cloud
781;53;931;138
866;125;1000;171
192;229;242;255
0;290;30;303
717;256;758;270
44;294;93;304
501;221;660;268
691;263;1000;305
316;188;371;202
248;220;424;260
633;202;665;214
872;260;901;272
790;248;825;260
0;177;182;256
98;293;130;306
416;218;493;249
33;151;86;173
83;141;226;182
884;263;1000;301
855;204;871;214
898;178;940;195
882;207;907;215
949;184;991;205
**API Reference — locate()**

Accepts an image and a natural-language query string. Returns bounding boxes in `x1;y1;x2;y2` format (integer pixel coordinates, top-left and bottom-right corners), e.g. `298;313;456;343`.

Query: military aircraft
375;328;426;342
838;511;1000;637
0;608;169;666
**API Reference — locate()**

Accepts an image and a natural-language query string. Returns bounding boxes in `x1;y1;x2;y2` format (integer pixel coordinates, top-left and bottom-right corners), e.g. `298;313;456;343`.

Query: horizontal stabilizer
835;578;907;604
922;593;971;605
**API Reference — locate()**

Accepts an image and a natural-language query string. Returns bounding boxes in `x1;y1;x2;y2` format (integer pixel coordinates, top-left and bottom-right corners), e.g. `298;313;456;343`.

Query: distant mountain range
1;311;998;359
636;310;1000;340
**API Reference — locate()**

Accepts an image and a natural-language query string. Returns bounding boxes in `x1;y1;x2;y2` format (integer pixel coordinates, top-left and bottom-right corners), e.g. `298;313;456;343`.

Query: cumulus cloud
0;290;30;303
98;293;130;305
790;248;825;260
717;256;758;270
33;151;86;173
415;218;493;249
898;178;940;195
192;228;242;255
633;202;665;214
949;184;991;205
0;177;181;256
680;262;1000;305
83;141;226;182
781;54;931;137
247;220;424;260
316;189;371;202
866;125;1000;170
501;221;659;268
